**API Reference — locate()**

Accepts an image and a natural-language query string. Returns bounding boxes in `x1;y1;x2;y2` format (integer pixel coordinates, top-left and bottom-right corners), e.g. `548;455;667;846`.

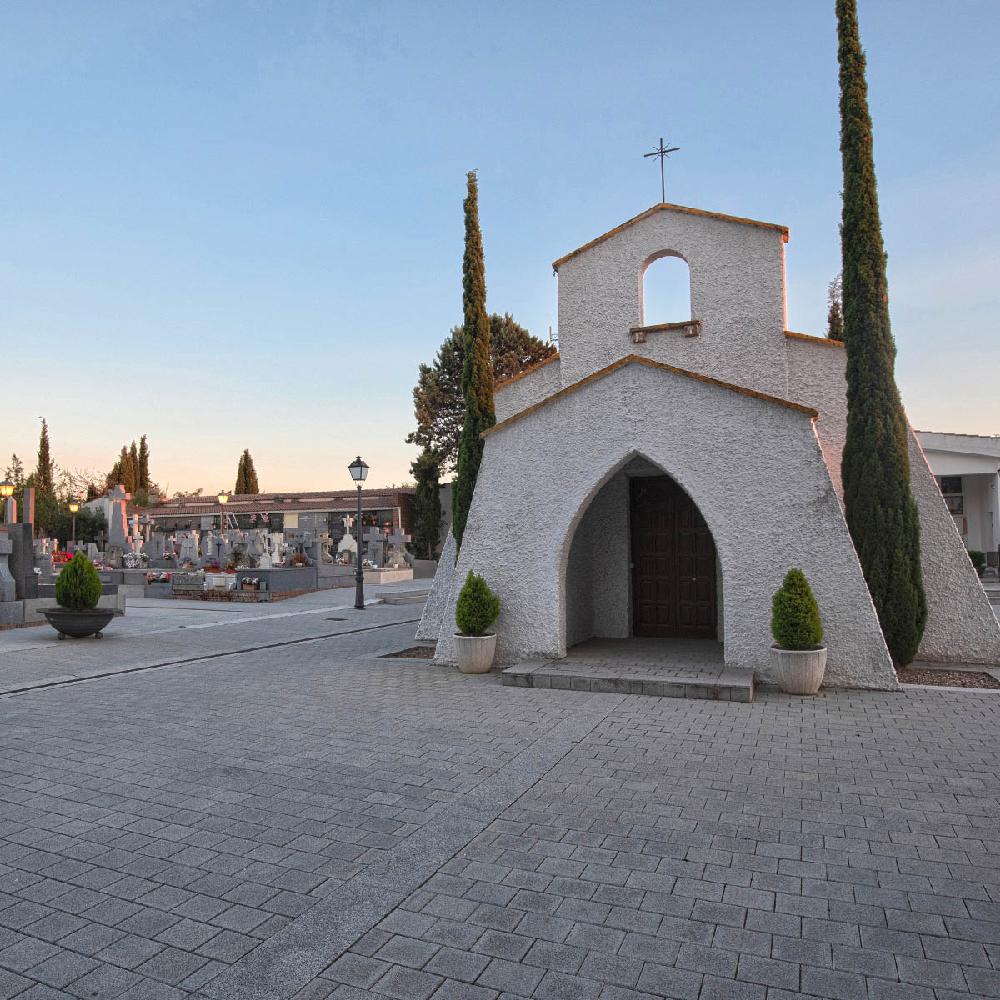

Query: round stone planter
770;645;827;695
454;633;497;674
42;607;116;640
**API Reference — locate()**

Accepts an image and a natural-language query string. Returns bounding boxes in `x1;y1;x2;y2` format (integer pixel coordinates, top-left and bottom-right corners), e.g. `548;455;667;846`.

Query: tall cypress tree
35;419;54;496
827;275;843;341
837;0;926;664
138;434;150;490
235;453;247;494
235;449;259;494
452;171;495;550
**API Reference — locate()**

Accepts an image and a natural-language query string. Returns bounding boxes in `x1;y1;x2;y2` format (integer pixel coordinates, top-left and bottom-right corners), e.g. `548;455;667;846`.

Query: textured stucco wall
786;337;1000;665
415;529;455;640
434;361;896;689
565;471;630;645
784;338;849;499
556;207;788;396
495;358;562;424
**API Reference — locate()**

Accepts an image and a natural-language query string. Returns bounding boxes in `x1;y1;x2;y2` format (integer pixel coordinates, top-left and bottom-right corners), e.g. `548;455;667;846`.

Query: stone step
379;590;430;606
501;661;754;702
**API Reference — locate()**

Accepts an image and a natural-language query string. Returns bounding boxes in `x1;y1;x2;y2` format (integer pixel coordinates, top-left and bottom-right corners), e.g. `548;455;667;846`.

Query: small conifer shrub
55;552;102;611
455;571;500;637
771;569;823;651
968;550;987;578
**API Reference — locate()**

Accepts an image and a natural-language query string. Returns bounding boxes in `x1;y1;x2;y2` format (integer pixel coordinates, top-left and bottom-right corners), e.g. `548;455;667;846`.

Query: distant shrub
455;571;500;637
771;568;823;650
969;550;987;578
55;552;102;611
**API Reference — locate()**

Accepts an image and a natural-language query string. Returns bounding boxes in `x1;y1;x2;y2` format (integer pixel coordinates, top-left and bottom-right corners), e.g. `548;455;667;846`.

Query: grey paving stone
424;946;491;984
371;963;442;999
64;963;142;999
26;949;100;989
95;933;166;970
476;957;544;995
635;961;702;999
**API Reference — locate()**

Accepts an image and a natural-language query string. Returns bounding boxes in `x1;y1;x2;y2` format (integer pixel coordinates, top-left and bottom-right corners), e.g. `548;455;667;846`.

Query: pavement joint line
201;697;621;1000
0;617;422;698
0;597;394;653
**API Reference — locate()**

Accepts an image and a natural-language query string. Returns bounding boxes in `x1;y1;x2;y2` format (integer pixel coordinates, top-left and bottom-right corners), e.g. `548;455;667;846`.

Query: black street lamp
68;499;80;550
0;479;14;525
348;457;369;609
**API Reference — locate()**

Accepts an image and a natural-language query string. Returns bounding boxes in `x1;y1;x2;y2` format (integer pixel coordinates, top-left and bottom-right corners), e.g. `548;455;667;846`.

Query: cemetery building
141;488;414;541
423;202;1000;688
916;431;1000;563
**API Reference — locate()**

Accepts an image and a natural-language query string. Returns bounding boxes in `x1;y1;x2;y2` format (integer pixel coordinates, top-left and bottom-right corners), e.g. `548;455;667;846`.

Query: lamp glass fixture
348;457;369;483
0;479;13;498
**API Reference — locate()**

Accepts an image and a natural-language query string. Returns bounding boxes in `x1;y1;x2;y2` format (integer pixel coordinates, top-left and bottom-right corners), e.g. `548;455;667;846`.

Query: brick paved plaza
2;593;1000;999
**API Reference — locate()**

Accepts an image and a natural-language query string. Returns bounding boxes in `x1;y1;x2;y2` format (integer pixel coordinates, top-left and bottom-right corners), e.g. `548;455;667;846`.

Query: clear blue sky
3;1;998;493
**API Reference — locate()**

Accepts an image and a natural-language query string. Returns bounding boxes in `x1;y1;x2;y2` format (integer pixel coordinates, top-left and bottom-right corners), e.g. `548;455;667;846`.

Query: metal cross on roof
644;137;680;203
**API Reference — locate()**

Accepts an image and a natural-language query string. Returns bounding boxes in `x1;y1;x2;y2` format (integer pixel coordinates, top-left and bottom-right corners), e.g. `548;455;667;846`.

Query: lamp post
0;479;14;525
68;500;80;551
216;491;229;563
348;457;369;610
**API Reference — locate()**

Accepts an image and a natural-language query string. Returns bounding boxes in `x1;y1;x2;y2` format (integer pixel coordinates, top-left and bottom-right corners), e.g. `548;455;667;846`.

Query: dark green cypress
35;419;54;496
837;0;926;665
452;171;495;550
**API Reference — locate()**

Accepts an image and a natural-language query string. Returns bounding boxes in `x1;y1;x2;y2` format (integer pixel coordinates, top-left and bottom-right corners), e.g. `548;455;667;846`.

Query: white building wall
555;207;788;396
495;358;561;424
435;361;897;689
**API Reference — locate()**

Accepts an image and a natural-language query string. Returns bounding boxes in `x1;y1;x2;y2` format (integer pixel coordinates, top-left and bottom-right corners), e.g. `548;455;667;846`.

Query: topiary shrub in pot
769;568;826;695
454;571;500;674
44;552;116;639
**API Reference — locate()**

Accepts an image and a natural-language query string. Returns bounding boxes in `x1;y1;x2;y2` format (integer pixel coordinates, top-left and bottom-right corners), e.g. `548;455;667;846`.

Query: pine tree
235;449;259;494
137;435;150;490
35;419;54;496
410;448;442;560
837;0;926;665
827;274;843;341
4;455;25;492
407;313;555;472
452;171;495;550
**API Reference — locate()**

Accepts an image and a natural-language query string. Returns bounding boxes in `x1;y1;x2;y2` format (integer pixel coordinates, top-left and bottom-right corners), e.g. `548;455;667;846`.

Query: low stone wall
412;560;438;580
365;568;413;585
235;566;318;593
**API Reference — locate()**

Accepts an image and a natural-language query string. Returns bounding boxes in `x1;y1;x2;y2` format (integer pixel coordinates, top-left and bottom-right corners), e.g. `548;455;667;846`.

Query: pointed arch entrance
562;454;722;651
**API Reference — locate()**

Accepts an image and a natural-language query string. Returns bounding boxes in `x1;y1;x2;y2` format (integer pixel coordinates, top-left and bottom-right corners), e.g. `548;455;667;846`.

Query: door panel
630;476;717;638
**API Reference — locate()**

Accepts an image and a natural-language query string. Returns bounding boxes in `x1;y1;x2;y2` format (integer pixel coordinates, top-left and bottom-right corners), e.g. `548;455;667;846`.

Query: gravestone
21;487;35;535
107;486;130;549
7;523;37;598
0;530;15;603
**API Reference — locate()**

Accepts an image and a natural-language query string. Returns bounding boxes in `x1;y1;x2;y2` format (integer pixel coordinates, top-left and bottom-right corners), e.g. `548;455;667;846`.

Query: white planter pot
454;633;497;674
770;645;827;695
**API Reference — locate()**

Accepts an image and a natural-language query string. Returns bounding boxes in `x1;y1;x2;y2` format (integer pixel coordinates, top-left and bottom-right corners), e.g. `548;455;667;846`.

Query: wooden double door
630;476;717;638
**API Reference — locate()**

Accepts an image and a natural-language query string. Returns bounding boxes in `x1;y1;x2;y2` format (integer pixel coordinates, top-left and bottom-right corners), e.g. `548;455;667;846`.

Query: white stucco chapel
421;202;1000;689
